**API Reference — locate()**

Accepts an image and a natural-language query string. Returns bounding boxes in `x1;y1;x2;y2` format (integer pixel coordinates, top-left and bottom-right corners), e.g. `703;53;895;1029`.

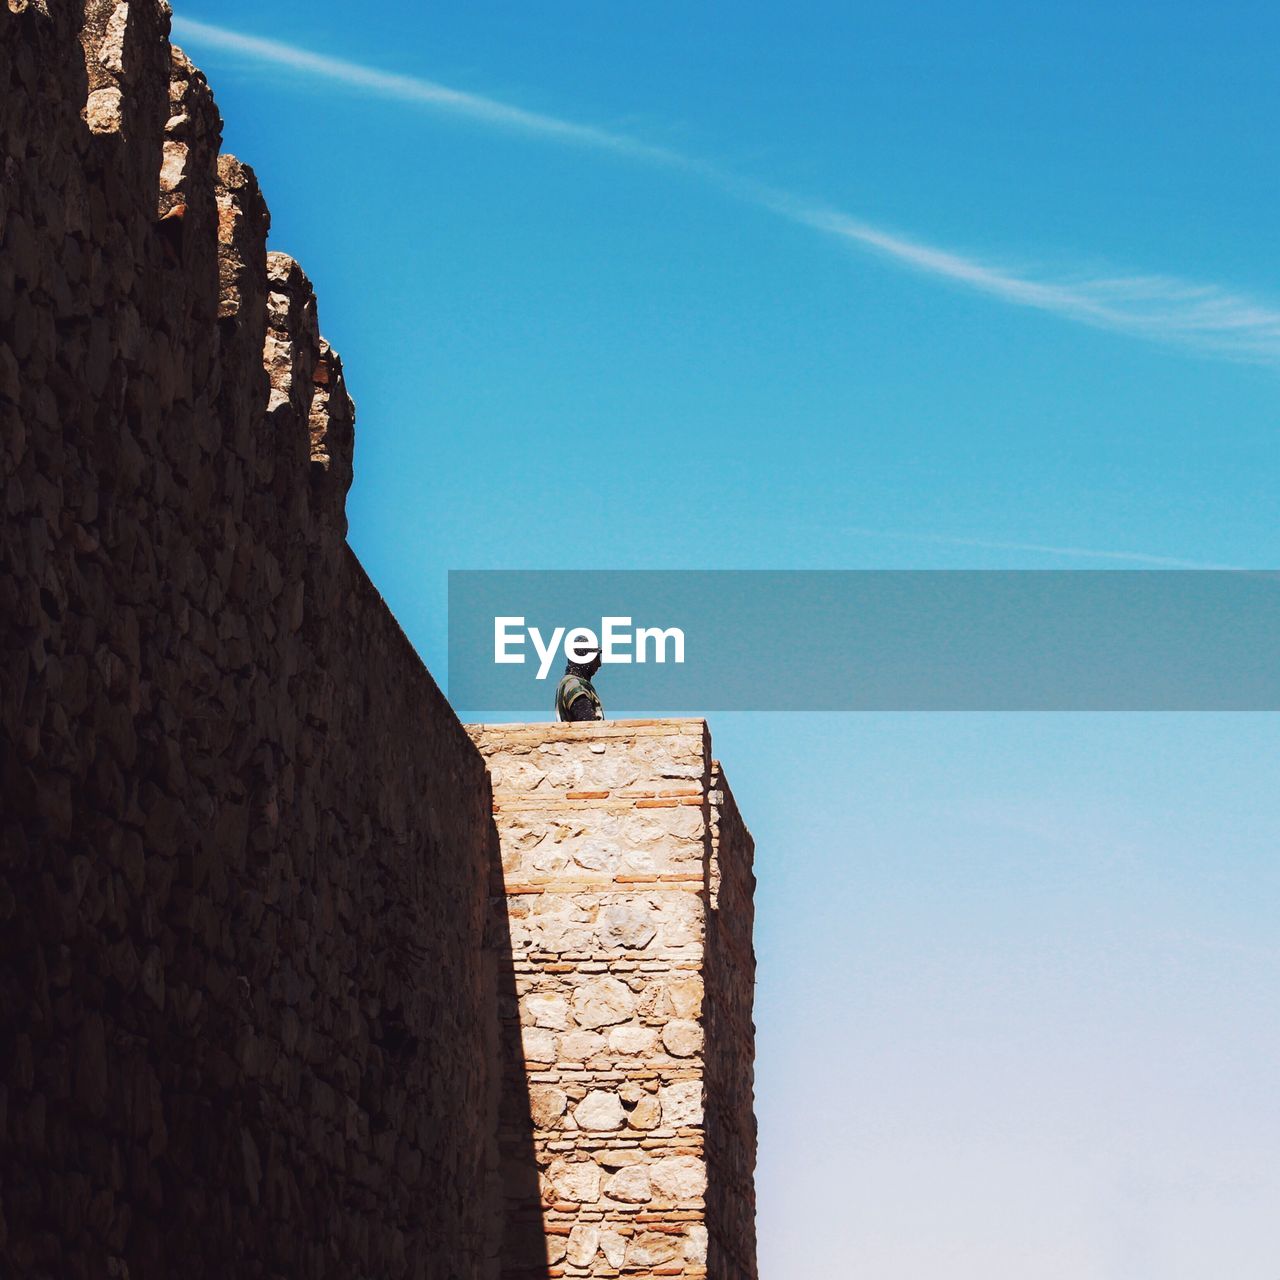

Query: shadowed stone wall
1;6;757;1279
469;720;758;1280
1;4;500;1276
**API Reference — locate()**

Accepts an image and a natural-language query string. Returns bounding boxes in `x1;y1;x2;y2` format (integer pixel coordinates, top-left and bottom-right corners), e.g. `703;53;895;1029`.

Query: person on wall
555;647;605;722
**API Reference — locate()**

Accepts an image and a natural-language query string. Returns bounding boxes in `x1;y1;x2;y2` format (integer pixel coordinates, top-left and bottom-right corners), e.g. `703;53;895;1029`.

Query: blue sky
173;3;1279;1274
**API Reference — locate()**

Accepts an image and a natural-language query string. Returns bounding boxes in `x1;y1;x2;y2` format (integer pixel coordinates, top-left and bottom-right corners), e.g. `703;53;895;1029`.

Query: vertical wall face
2;8;758;1278
703;768;758;1278
1;5;499;1277
469;721;758;1280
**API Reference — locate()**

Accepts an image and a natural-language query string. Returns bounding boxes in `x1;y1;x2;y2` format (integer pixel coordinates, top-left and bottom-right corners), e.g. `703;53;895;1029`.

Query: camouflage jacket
555;674;604;722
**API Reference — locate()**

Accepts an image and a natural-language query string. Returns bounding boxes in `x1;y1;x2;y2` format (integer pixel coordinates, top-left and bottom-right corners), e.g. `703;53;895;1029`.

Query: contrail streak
171;16;1280;367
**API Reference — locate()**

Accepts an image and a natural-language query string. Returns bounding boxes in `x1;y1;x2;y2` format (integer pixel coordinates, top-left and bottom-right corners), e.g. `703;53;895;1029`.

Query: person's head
565;646;603;680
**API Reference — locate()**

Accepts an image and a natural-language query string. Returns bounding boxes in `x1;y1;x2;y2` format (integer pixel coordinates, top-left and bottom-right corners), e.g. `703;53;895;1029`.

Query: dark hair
565;648;603;679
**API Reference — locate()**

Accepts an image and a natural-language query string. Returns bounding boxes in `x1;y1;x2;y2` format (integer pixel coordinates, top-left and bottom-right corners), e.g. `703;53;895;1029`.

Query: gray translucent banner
447;571;1280;712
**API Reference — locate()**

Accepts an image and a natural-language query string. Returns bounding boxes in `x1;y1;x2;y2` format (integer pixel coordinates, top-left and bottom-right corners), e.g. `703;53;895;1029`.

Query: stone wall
469;720;758;1280
2;7;759;1278
1;4;500;1277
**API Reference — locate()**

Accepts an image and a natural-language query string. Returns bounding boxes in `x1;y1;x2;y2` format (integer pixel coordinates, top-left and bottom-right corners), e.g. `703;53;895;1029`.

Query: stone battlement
2;0;353;547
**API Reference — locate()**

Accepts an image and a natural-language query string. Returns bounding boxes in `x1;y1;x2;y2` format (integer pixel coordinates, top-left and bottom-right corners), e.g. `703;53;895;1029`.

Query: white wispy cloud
171;16;1280;368
781;202;1280;364
835;526;1245;570
169;17;683;165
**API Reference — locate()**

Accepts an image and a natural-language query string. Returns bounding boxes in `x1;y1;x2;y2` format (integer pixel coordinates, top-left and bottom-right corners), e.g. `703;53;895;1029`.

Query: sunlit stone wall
469;720;758;1280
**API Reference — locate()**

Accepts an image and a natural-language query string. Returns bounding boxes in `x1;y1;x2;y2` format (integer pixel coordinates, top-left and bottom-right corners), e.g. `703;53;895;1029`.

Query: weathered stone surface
0;7;502;1277
523;991;571;1030
560;1030;606;1061
520;1026;557;1063
628;1231;682;1267
566;1223;600;1267
528;1086;568;1128
661;1080;705;1127
597;899;659;949
651;1154;708;1202
600;1228;629;1268
627;1094;662;1130
686;1222;710;1264
596;1147;647;1169
574;1090;626;1131
548;1159;603;1204
662;1017;705;1057
604;1163;652;1203
571;976;636;1030
663;975;705;1019
609;1024;658;1056
471;721;758;1279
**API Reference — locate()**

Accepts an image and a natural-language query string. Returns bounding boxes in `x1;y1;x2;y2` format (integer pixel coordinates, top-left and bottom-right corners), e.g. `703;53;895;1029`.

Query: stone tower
470;720;758;1279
